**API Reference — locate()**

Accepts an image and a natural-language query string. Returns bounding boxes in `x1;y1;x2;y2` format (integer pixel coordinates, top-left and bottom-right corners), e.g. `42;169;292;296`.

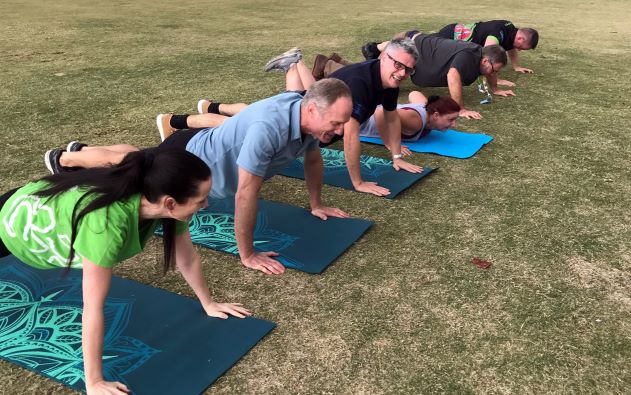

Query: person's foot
361;42;380;60
66;141;87;152
197;99;212;114
329;53;351;65
44;149;65;174
264;47;302;72
156;113;176;142
312;54;329;81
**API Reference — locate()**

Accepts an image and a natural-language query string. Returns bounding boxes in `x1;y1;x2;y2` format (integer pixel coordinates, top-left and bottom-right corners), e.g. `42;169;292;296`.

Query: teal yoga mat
157;198;373;274
360;129;493;158
277;148;436;198
0;255;275;394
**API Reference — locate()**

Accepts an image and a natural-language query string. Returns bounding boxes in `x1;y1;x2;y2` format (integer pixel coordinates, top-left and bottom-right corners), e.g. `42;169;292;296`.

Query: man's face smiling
380;48;416;89
309;96;352;143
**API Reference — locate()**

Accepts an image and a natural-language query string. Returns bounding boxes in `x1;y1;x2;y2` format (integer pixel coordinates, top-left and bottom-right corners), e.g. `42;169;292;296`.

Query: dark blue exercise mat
0;255;275;394
157;198;372;274
360;129;493;159
277;148;436;198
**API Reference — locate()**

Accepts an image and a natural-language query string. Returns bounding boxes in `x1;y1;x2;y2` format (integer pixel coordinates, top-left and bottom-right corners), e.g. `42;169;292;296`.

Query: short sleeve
175;220;189;235
450;50;480;85
344;77;372;123
74;206;126;268
236;122;281;177
382;88;399;111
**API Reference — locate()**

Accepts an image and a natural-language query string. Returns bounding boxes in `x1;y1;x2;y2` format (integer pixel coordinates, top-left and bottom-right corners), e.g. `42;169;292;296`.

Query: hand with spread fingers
459;109;482;120
492;89;516;97
393;157;423;173
311;206;350;220
87;380;130;395
497;79;516;87
204;301;252;319
241;251;286;275
354;181;391;196
513;66;533;73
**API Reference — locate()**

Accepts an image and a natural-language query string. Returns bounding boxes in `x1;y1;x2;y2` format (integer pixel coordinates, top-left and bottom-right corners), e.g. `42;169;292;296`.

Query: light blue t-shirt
186;92;319;199
359;103;428;142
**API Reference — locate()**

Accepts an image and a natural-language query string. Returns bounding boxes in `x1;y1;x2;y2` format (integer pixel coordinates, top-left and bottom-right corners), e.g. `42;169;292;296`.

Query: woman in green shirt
0;148;250;395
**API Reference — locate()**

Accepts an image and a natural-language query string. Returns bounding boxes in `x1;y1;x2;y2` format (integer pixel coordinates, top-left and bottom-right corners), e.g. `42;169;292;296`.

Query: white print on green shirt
2;194;82;267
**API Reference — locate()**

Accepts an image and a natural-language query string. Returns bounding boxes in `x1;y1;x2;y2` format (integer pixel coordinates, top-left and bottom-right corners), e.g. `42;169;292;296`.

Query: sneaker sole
66;141;79;152
197;100;207;114
44;150;55;174
156;114;167;142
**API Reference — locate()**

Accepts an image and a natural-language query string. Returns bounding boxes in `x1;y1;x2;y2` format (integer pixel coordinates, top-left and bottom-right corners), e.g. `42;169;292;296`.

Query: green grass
1;0;631;393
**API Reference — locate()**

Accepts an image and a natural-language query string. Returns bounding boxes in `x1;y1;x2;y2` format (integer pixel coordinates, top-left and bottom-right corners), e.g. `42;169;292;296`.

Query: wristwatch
392;154;403;160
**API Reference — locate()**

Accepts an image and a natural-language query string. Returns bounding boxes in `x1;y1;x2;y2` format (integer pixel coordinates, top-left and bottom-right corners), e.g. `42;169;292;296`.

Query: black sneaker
361;42;381;60
44;149;65;174
66;141;87;152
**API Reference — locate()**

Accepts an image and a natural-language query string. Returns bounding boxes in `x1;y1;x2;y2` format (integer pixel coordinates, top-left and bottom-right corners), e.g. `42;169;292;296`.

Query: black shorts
157;128;203;151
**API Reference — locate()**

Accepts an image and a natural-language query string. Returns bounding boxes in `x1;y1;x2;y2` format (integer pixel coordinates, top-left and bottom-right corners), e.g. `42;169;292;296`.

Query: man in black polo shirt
326;38;422;196
410;34;511;120
266;39;424;196
435;20;538;74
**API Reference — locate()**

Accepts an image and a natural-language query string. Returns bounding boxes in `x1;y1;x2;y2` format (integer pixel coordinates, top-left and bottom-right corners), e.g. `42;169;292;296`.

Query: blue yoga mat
157;198;373;274
0;255;275;394
277;148;436;198
360;129;493;159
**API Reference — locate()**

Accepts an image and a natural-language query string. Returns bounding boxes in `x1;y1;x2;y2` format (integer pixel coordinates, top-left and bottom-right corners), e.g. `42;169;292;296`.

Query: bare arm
303;148;350;220
82;259;130;395
174;230;250;318
343;118;390;196
382;109;423;173
447;67;481;119
234;167;284;275
508;48;533;73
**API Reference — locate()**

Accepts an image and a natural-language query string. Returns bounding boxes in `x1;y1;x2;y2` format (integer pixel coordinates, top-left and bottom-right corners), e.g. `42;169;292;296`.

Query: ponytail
36;149;211;272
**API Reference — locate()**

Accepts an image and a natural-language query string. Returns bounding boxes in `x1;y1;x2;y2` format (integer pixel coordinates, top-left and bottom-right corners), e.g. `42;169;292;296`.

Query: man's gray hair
384;38;419;61
481;45;508;66
302;78;351;113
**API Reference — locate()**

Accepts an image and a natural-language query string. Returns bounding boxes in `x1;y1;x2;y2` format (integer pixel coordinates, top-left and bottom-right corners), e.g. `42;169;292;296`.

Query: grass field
1;0;630;393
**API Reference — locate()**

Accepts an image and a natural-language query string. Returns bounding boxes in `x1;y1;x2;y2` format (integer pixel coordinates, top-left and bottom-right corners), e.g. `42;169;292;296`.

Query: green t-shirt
0;181;187;269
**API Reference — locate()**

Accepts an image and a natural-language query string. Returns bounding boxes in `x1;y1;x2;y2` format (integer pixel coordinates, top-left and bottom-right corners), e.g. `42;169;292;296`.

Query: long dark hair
35;148;211;273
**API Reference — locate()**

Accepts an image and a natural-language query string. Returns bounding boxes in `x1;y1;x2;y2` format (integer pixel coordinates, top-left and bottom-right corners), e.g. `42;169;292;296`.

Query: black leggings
0;187;19;258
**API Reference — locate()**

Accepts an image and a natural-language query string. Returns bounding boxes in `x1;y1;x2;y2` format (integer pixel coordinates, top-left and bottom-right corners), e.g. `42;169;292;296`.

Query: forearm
486;73;498;92
342;122;363;187
176;242;214;306
447;70;465;108
303;151;324;209
383;110;402;156
234;190;258;260
508;49;520;68
82;305;105;386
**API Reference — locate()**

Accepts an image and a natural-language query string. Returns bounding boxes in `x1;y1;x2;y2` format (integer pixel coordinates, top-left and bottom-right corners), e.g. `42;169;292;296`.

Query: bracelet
392;154;403;160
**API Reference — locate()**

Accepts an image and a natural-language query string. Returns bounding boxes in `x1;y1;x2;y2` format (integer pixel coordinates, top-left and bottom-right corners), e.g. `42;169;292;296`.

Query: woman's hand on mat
86;380;130;394
354;181;390;196
242;252;286;275
459;109;482;120
492;89;516;97
204;301;252;319
393;158;423;173
311;206;351;220
497;79;516;87
513;66;533;73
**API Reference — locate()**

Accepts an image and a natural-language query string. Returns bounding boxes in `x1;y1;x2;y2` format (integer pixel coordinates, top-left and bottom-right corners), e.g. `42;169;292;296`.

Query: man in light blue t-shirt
49;79;354;276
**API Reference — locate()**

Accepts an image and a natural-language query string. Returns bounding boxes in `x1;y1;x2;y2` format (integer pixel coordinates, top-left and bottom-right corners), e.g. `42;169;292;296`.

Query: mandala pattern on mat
0;264;159;390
